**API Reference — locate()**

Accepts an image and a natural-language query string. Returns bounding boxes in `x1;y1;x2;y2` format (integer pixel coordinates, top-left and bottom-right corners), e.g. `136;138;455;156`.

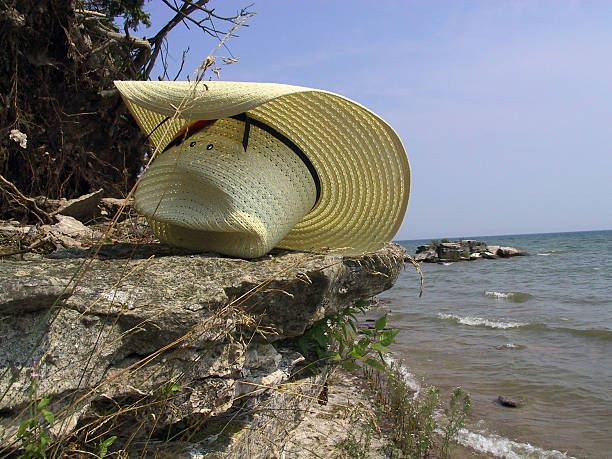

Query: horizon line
394;227;612;243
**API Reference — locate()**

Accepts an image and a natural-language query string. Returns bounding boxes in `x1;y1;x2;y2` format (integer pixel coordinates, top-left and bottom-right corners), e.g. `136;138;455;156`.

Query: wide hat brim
114;80;410;255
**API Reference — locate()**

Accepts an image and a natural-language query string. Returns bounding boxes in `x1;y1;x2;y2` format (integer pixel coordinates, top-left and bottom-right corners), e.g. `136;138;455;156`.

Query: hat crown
135;119;317;258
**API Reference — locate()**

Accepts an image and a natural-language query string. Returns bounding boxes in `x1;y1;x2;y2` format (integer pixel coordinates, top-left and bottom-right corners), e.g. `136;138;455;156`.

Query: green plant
297;301;399;372
447;250;470;261
441;387;471;456
441;238;450;243
379;364;471;458
97;435;117;458
334;407;376;458
387;370;439;457
161;381;180;396
16;362;55;459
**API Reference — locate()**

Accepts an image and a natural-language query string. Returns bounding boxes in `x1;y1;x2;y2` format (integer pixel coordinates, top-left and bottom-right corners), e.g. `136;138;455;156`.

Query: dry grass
0;10;430;458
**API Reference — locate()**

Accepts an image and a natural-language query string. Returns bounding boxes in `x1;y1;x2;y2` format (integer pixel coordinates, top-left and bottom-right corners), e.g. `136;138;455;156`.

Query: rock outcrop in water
413;239;525;263
0;241;405;456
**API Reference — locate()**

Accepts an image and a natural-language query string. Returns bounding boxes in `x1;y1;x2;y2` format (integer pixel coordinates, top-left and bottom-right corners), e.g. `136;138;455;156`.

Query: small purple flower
30;360;40;379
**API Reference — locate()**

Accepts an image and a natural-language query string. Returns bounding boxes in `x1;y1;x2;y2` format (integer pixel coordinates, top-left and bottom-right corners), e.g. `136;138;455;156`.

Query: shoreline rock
497;395;521;408
412;239;526;263
0;241;405;455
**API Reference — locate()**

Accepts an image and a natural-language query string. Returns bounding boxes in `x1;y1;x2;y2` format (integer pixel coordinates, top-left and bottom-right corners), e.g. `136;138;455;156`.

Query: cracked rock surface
0;242;405;455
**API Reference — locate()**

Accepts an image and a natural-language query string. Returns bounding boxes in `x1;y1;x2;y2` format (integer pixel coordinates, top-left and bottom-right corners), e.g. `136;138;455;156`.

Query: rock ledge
0;242;405;456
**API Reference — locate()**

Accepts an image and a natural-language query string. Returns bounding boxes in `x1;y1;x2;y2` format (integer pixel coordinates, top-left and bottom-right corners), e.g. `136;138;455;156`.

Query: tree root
0;173;52;224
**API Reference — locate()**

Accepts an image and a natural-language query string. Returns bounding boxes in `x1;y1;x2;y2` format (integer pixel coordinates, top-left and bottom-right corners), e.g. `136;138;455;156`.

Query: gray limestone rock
52;189;104;222
0;242;405;454
413;240;524;263
498;246;525;257
437;242;468;261
99;197;134;220
488;245;501;255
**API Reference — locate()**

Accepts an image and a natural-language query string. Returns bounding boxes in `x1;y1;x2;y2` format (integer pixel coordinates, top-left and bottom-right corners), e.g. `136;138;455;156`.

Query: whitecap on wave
437;313;528;329
457;428;576;459
494;343;526;350
384;358;575;458
384;356;421;397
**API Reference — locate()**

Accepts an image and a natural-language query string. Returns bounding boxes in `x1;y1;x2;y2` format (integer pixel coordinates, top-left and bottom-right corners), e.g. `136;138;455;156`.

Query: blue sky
142;1;612;240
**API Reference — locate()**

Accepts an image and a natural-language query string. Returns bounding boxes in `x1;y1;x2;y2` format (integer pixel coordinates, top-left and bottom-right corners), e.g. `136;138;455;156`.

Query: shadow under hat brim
114;80;410;255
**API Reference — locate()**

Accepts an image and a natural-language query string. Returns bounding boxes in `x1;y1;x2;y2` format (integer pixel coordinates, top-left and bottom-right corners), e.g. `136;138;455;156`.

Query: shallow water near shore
377;230;612;458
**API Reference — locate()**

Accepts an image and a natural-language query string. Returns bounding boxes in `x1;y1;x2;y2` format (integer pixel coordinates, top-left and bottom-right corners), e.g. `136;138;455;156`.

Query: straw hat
114;80;410;258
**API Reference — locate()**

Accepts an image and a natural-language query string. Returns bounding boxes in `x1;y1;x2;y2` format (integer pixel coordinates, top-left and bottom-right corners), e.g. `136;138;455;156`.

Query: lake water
377;230;611;458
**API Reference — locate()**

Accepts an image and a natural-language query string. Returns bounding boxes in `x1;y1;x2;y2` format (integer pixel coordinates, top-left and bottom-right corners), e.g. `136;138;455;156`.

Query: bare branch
146;1;253;80
0;173;51;224
144;0;210;79
85;21;151;56
173;47;190;81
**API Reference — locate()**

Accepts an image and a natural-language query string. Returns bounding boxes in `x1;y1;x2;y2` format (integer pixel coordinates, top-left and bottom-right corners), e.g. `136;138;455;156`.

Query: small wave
494;343;526;350
384;356;421;397
484;291;533;303
457;428;576;459
537;250;561;256
386;361;576;458
438;313;528;329
525;323;612;341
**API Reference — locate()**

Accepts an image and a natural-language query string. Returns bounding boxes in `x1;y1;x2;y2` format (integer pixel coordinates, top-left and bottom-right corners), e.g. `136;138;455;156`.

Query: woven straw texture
136;119;316;258
115;80;410;257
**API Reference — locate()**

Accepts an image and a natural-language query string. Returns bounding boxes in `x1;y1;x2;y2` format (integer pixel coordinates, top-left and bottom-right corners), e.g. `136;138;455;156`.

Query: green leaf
40;430;51;447
18;419;29;437
313;324;329;349
355;300;370;308
332;329;343;342
297;336;308;357
37;397;51;409
162;382;180;395
370;342;391;354
346;312;358;323
315;347;324;359
379;329;400;346
364;358;387;372
375;314;387;332
342;360;360;372
349;346;366;359
339;321;348;339
42;409;54;426
102;435;117;447
99;435;117;458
